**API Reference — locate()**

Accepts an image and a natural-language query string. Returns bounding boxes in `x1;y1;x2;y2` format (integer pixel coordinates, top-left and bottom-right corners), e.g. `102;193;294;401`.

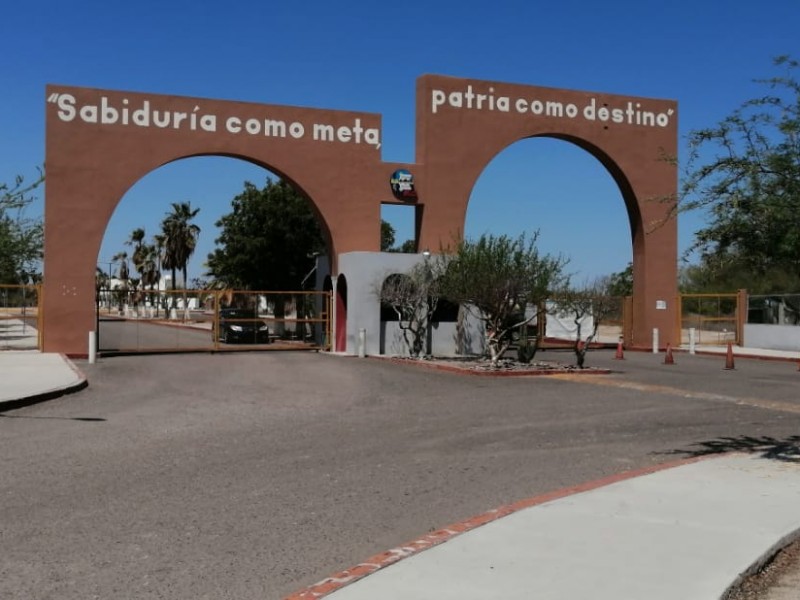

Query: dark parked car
216;308;270;344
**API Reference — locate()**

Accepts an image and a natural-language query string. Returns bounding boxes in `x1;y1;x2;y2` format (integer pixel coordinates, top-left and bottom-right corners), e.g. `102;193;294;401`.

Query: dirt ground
725;537;800;600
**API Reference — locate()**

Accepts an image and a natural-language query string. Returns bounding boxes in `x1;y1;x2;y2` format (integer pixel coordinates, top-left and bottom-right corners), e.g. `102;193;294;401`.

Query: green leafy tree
0;171;44;284
605;263;633;297
381;220;396;251
680;56;800;291
207;179;325;292
381;220;416;253
0;217;42;284
207;179;326;330
679;262;800;294
438;232;566;366
396;239;417;253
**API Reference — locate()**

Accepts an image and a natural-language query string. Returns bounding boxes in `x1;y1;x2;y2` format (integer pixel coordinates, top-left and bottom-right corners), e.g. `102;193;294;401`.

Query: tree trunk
182;266;189;319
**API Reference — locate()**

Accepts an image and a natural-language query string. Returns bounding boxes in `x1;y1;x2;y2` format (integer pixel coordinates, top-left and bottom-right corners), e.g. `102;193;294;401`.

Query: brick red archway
44;76;677;356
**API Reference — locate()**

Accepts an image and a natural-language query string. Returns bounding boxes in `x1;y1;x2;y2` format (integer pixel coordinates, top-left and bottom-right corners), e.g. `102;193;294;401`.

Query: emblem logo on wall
389;169;417;201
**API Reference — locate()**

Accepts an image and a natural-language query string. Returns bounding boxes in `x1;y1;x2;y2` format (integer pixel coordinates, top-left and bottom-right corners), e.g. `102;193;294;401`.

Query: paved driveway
1;350;799;599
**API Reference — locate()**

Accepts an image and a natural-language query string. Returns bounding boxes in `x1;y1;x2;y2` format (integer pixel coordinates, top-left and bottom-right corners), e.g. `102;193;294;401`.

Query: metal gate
97;288;331;354
677;293;741;346
0;284;42;351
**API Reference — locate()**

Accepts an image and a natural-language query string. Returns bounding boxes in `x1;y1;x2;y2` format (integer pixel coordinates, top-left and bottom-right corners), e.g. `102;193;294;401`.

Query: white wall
334;252;486;357
337;252;425;356
380;312;485;357
744;324;800;352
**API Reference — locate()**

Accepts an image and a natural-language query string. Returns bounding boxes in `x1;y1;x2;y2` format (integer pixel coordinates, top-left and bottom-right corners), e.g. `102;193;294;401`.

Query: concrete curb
722;527;800;599
691;349;800;365
283;455;714;600
370;356;613;377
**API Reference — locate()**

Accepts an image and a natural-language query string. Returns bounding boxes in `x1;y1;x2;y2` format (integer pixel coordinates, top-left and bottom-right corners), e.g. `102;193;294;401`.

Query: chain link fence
96;288;331;354
747;294;800;325
678;293;739;345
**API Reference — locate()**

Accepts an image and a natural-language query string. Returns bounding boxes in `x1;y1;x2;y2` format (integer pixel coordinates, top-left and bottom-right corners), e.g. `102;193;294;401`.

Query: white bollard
689;327;696;354
358;328;366;358
652;328;659;354
88;331;97;364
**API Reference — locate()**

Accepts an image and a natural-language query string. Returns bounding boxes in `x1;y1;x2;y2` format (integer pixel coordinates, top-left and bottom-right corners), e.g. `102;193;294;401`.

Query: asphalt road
1;349;799;599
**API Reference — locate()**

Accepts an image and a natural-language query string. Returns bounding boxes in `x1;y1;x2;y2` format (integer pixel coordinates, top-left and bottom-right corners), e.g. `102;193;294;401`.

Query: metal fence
747;294;800;326
677;293;740;346
97;288;331;354
0;284;42;350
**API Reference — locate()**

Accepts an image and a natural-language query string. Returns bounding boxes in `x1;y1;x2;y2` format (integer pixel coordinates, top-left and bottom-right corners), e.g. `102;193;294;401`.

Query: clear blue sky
2;0;798;283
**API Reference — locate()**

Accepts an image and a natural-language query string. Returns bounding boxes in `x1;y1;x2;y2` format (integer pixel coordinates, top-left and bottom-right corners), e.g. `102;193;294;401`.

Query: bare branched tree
378;259;443;358
551;280;622;368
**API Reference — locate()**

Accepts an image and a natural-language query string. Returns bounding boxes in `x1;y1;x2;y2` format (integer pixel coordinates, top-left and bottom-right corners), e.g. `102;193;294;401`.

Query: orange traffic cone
614;338;624;360
664;343;675;365
724;342;735;370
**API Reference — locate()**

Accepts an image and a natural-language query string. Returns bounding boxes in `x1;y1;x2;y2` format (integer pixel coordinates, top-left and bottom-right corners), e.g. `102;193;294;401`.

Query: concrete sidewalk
293;454;800;600
0;351;86;410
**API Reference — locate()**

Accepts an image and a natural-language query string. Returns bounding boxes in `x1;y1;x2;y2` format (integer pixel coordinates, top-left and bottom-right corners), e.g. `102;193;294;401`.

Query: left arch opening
97;156;332;352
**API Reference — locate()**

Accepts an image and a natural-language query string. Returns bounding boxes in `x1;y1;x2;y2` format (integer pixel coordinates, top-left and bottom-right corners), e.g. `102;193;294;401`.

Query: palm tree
139;243;160;314
153;233;165;278
95;267;110;310
126;227;147;283
153;233;166;314
111;251;129;284
161;201;201;311
111;251;129;312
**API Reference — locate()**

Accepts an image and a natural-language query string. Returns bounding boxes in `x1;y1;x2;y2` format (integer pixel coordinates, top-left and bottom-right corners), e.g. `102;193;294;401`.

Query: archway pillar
414;75;678;350
42;165;128;356
631;223;678;349
624;159;679;349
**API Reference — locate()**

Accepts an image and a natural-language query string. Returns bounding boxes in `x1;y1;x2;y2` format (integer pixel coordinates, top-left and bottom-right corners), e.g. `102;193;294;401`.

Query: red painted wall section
335;275;347;353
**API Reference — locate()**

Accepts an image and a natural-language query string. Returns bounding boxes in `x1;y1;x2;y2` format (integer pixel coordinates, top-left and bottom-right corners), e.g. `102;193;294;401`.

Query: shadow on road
658;435;800;463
